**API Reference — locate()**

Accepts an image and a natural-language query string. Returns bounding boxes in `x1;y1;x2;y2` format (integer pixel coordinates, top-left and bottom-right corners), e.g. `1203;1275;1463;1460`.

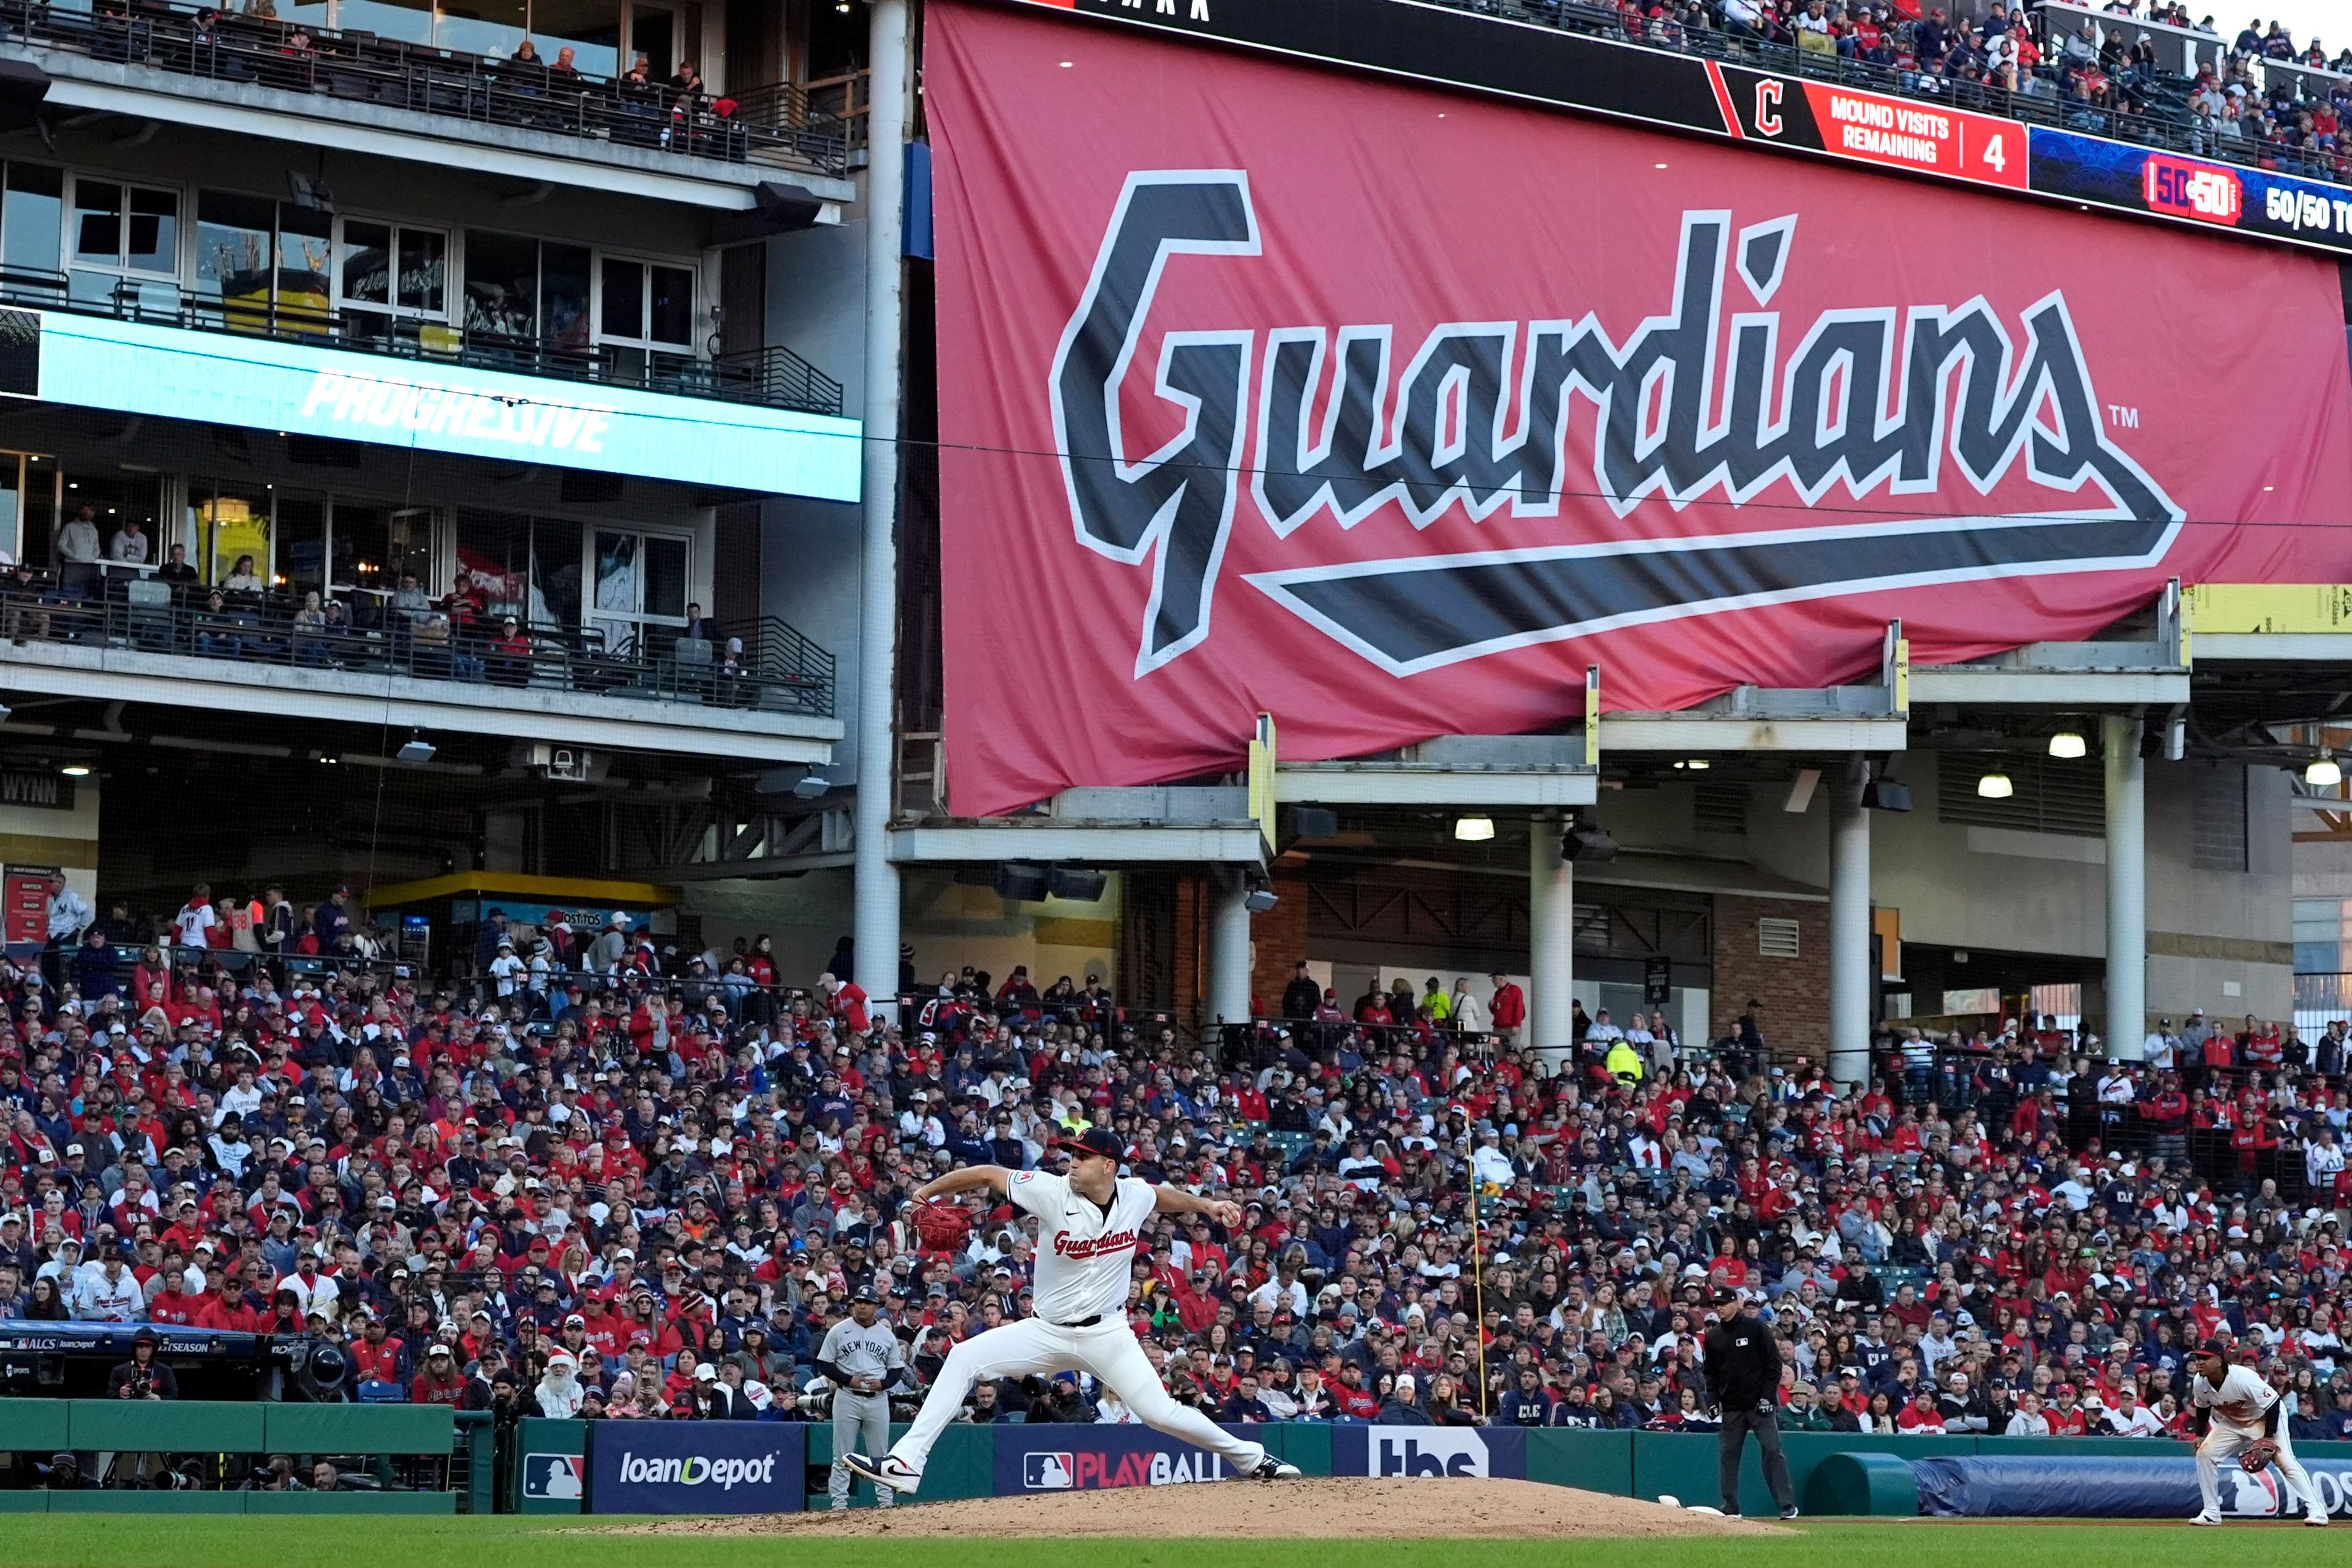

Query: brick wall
1250;872;1311;1016
1172;874;1205;1031
1709;894;1830;1060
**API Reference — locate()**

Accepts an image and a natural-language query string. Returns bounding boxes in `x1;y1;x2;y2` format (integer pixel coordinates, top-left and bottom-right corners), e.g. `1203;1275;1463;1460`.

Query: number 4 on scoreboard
1959;118;2026;189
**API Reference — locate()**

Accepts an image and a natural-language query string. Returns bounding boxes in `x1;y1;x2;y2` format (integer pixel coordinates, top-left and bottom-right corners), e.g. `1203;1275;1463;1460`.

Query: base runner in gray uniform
817;1285;910;1510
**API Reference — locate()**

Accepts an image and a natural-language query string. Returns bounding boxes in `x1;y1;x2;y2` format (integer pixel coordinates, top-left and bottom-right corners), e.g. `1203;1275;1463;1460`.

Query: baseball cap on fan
1055;1128;1123;1163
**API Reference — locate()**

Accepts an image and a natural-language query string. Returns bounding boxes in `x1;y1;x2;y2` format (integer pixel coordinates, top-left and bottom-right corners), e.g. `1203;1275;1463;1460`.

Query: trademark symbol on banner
2108;405;2139;428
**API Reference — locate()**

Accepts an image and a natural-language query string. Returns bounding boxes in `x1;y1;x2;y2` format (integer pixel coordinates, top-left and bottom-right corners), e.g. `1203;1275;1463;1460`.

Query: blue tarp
1912;1455;2348;1519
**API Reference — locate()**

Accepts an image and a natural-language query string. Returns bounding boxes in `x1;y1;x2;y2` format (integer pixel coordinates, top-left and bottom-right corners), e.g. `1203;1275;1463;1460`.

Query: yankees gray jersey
818;1316;906;1387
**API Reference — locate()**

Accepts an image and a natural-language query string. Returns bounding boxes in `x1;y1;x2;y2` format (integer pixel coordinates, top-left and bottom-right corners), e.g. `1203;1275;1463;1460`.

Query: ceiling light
59;764;89;778
2048;731;2086;760
396;737;436;765
1684;758;1709;770
1977;770;2013;799
2309;753;2342;789
1453;814;1494;842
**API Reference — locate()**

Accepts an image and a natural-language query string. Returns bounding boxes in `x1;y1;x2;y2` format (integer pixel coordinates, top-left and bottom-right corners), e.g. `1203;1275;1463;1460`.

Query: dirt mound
617;1477;1792;1538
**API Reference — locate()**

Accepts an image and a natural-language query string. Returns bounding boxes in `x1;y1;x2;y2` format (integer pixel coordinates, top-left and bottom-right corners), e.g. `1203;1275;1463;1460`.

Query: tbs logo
2143;156;2241;225
1375;1434;1487;1477
1025;1452;1076;1490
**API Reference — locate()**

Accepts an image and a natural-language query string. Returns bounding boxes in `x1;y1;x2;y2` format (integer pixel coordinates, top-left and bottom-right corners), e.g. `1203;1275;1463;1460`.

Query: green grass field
0;1518;2340;1568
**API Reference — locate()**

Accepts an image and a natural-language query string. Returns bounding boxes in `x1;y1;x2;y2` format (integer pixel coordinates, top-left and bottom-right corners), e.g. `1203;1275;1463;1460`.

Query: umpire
816;1287;911;1511
1700;1287;1797;1520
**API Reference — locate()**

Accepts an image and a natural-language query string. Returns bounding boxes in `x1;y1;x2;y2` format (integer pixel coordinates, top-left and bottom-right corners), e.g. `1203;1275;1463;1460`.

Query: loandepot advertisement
584;1422;806;1513
18;309;859;500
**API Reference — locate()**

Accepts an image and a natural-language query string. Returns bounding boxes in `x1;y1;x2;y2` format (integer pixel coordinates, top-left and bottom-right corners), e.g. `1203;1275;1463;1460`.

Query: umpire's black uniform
1700;1289;1796;1518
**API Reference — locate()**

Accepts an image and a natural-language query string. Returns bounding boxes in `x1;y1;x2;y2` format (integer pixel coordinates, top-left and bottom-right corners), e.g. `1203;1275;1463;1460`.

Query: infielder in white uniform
816;1286;909;1510
845;1127;1302;1496
2186;1339;2329;1526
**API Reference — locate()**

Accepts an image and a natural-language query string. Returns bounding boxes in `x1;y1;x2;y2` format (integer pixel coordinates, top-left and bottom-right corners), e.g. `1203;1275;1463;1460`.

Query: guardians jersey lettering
1008;1167;1156;1324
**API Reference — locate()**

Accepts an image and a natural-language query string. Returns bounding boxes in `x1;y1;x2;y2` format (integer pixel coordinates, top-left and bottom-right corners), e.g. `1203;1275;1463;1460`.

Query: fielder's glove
2241;1439;2280;1473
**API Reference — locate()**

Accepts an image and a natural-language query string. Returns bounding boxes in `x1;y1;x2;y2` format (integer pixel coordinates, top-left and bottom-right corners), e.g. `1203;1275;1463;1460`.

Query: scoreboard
1002;0;2352;257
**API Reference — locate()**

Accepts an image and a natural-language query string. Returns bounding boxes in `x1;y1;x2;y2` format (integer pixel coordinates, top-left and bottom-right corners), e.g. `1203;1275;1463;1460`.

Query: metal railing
708;344;846;418
0;262;843;417
712;612;838;717
0;577;835;717
1425;0;2352;187
2294;971;2352;1037
0;0;849;175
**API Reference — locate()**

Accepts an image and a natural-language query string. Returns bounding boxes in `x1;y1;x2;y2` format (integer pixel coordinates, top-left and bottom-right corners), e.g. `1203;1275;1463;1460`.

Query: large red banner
928;0;2352;817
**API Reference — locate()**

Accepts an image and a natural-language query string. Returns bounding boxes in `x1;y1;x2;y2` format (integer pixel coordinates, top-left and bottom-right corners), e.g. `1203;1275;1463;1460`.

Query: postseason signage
584;1421;807;1515
999;0;2352;257
992;1424;1256;1491
926;0;2352;815
1329;1427;1527;1479
9;309;861;500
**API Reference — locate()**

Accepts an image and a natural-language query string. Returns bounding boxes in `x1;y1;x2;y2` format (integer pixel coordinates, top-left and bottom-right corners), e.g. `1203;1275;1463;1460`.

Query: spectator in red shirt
1490;971;1526;1040
410;1343;468;1405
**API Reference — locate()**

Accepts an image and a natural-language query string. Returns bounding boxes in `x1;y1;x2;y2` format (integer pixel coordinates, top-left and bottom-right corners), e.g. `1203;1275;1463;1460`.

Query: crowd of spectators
1540;0;2352;183
2;886;2351;1490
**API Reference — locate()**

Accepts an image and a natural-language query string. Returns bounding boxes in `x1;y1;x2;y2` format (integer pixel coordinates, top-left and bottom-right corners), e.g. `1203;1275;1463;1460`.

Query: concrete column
2105;714;2146;1060
1206;869;1254;1027
1528;816;1575;1071
1828;756;1872;1091
850;0;910;1024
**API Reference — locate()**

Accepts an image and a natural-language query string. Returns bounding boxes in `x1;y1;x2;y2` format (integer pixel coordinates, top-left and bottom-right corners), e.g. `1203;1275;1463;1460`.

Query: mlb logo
1024;1452;1076;1490
523;1453;584;1501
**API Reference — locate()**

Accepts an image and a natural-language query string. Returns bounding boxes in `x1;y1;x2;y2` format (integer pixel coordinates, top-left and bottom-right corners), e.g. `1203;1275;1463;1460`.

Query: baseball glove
2241;1439;2280;1474
908;1197;973;1251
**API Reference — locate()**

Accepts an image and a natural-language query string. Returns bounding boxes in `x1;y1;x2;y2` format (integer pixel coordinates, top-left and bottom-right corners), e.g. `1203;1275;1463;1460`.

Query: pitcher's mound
619;1477;1793;1538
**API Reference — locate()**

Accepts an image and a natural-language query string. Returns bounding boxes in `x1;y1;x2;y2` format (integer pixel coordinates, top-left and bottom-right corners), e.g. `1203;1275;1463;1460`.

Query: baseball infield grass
0;1518;2344;1568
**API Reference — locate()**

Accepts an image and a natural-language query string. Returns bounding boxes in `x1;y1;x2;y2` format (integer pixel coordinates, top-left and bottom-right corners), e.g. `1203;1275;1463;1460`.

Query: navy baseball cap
2197;1336;2232;1357
1057;1128;1123;1162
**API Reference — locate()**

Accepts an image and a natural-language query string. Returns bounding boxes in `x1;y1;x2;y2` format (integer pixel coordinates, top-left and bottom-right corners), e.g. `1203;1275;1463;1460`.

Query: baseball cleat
844;1453;922;1495
1250;1456;1302;1480
2305;1512;2330;1526
2190;1512;2223;1526
1779;1507;1800;1521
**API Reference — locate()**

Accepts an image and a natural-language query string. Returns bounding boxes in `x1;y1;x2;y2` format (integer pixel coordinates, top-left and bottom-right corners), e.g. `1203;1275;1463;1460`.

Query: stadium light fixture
396;736;436;765
1977;770;2014;799
59;763;89;778
1453;814;1494;842
2047;731;2086;760
2309;752;2342;789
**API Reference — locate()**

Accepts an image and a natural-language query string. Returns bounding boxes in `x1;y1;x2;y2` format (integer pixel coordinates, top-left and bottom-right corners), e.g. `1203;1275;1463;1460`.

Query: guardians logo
1049;172;2182;678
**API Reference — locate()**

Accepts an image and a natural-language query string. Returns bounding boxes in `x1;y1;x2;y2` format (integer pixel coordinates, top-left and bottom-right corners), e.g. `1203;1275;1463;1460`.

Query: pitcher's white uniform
2192;1363;2329;1523
881;1169;1268;1485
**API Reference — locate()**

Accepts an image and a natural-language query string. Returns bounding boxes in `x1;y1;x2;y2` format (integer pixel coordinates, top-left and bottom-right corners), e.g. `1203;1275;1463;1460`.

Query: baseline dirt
612;1476;1794;1538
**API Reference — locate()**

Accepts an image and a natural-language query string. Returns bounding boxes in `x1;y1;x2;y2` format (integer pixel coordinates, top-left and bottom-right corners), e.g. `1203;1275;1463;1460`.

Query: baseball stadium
6;0;2352;1558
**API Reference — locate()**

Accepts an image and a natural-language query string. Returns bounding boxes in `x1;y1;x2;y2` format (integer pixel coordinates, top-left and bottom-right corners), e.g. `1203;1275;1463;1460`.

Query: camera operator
108;1326;179;1401
106;1325;178;1487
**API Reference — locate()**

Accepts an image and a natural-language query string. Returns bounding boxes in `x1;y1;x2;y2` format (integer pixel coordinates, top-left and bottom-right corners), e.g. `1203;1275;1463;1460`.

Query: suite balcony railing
0;0;850;176
0;572;838;718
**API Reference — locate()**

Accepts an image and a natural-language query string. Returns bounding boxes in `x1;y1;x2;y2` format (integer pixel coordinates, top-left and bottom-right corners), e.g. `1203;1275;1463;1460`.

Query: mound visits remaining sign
925;0;2352;816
